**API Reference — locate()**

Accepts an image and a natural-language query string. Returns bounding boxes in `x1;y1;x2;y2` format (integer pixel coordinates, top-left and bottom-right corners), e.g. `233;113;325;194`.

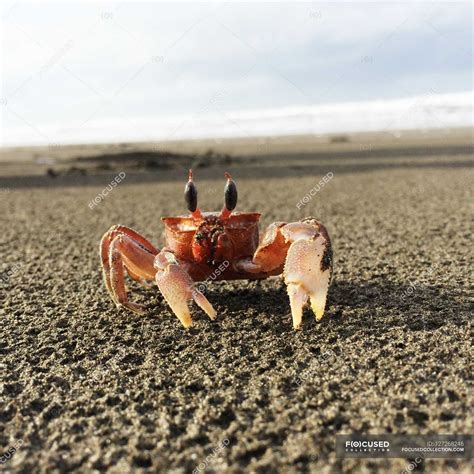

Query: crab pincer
282;221;333;329
154;250;216;328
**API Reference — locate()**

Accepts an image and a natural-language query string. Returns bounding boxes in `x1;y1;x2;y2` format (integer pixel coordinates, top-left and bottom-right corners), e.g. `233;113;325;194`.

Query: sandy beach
1;129;472;473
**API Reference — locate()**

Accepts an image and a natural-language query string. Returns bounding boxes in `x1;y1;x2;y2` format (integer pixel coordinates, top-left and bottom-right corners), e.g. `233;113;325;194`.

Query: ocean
1;91;472;147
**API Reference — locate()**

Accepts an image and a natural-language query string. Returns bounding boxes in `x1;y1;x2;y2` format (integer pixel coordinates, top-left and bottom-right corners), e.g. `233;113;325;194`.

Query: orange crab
100;170;333;330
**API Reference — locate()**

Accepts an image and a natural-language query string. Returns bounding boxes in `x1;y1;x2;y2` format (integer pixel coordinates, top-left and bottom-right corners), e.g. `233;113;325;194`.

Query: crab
100;170;333;330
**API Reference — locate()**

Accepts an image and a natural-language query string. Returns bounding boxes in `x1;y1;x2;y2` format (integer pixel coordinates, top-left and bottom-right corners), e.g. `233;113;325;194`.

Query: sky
1;1;472;145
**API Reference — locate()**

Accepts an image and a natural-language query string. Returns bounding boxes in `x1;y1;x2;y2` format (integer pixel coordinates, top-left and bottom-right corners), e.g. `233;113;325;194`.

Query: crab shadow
327;279;467;330
163;278;469;336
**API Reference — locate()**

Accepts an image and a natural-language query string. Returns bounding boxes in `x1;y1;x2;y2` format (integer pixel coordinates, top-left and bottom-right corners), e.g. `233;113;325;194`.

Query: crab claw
155;251;216;328
283;225;333;330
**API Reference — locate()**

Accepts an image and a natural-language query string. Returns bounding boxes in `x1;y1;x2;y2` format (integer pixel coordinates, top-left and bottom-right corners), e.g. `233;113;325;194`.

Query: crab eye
184;170;198;212
224;172;237;211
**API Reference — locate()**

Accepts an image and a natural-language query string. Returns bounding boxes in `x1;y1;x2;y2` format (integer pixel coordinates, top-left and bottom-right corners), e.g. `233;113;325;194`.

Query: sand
1;129;473;473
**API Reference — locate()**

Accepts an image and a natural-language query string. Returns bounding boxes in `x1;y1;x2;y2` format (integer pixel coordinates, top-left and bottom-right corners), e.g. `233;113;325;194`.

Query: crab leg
108;234;157;314
100;225;158;294
154;250;216;328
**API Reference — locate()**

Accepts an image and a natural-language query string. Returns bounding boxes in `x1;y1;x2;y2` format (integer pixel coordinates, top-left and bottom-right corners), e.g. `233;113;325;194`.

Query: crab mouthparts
192;224;233;266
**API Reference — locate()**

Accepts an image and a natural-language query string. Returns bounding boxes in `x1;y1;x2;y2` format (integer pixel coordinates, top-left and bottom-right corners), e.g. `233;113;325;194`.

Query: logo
345;440;390;452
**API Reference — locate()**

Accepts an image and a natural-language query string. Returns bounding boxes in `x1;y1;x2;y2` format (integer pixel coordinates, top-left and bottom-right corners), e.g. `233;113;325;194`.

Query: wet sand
1;129;473;473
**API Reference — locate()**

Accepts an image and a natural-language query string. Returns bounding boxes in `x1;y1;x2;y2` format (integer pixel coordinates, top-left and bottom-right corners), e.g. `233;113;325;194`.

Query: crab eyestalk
185;169;202;219
220;172;238;220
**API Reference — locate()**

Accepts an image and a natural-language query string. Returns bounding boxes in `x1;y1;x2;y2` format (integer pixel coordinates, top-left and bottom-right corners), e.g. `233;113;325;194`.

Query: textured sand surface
1;132;473;473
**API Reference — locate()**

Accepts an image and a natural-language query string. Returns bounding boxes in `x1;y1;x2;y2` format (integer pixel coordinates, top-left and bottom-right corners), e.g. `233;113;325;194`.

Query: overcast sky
1;1;472;144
